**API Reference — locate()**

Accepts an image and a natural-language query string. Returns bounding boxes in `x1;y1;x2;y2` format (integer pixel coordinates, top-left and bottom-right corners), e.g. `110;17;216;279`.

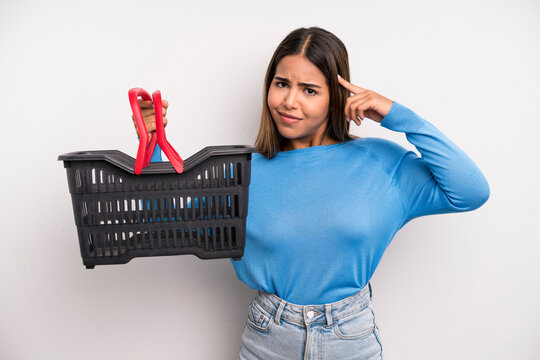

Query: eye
305;88;317;96
275;81;288;88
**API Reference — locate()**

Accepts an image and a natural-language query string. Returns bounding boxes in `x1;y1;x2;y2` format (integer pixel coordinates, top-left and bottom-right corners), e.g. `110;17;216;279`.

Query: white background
1;0;539;359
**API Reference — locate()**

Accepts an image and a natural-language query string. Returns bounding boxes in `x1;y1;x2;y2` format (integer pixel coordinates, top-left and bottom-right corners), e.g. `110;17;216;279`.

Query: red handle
152;90;184;173
128;88;184;174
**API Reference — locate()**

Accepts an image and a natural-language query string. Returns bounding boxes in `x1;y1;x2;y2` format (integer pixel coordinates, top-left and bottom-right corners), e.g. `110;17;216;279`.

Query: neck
283;135;338;151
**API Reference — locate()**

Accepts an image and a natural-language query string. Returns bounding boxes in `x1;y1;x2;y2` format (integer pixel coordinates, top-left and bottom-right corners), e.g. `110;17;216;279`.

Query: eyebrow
274;76;322;89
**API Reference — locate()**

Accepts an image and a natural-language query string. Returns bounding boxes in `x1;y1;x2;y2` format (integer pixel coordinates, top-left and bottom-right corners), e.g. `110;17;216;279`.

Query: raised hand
338;75;393;125
132;99;169;140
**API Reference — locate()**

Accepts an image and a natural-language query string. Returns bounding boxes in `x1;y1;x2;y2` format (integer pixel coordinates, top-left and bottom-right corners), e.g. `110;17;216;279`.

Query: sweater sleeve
150;143;162;162
380;101;490;224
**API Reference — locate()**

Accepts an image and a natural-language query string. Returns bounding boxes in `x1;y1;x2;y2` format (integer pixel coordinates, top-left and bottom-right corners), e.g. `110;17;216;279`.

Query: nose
283;87;299;109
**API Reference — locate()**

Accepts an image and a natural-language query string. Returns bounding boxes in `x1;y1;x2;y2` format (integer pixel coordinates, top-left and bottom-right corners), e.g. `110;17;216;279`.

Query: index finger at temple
338;75;363;95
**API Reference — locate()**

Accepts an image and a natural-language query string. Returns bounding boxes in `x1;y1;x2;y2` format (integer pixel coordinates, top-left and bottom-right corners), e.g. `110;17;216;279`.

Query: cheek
305;99;329;120
267;88;279;109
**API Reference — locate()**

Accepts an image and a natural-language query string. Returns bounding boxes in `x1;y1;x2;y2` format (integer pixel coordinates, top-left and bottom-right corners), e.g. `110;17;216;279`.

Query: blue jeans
238;283;383;359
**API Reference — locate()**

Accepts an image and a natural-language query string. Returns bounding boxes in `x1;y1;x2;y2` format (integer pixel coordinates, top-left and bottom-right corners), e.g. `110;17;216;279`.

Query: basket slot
180;228;187;247
186;228;193;248
106;200;112;225
223;163;229;187
81;201;89;226
218;196;224;219
223;226;229;249
162;197;169;222
190;197;196;221
212;165;218;187
161;229;168;249
203;227;209;251
170;228;177;248
194;227;201;248
231;226;237;249
86;233;94;257
90;201;98;227
156;229;162;249
234;195;239;217
196;196;202;220
151;198;157;224
120;232;127;253
96;232;102;256
237;162;243;185
75;169;82;189
181;197;187;222
131;231;138;250
173;197;180;222
141;198;149;227
210;195;216;219
211;227;217;251
169;229;177;248
135;199;142;225
125;200;130;223
174;229;181;247
108;232;114;256
215;227;221;250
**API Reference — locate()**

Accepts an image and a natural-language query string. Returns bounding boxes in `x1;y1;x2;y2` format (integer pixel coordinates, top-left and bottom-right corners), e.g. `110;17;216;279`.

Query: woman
134;27;490;360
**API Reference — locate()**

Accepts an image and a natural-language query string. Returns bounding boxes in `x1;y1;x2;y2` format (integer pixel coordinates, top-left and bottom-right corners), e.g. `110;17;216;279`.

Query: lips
278;112;302;125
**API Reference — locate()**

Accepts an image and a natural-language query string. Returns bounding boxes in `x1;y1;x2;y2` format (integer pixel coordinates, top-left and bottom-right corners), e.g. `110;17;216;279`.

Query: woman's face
267;54;331;149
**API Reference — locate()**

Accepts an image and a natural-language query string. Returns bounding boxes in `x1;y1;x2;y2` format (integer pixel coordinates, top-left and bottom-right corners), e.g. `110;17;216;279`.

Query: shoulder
345;137;414;175
348;137;410;159
251;152;270;164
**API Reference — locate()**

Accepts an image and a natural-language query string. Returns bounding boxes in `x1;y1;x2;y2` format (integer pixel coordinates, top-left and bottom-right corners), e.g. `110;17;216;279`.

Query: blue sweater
230;101;490;305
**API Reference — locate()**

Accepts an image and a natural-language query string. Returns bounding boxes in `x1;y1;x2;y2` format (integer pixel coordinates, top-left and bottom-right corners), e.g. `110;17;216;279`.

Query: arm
337;75;489;223
381;101;490;222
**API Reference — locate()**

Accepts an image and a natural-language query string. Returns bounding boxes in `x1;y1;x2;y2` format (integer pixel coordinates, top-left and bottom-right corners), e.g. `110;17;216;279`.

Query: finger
347;93;371;120
337;74;365;95
143;115;157;133
351;97;372;122
139;106;167;117
141;108;156;118
163;117;168;127
346;93;369;122
350;98;366;123
138;99;154;109
162;99;169;108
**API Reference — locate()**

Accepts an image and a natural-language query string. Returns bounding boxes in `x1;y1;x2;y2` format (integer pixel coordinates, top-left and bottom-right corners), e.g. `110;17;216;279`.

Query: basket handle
152;90;184;173
129;88;158;174
128;88;184;174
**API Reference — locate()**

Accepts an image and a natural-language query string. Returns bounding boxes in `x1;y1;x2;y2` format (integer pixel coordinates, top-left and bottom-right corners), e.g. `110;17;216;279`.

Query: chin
276;127;302;140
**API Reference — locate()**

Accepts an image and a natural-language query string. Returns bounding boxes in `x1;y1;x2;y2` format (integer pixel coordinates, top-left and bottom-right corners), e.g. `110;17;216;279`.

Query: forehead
275;55;325;82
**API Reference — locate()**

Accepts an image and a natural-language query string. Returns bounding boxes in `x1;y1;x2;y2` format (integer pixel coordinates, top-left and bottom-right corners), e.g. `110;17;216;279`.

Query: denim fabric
238;283;383;360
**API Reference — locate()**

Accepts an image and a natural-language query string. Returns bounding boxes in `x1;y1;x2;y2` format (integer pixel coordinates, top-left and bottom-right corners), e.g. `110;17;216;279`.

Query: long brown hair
254;27;354;159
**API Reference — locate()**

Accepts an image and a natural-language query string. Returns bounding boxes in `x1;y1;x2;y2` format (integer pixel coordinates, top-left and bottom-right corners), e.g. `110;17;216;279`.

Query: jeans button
306;310;314;319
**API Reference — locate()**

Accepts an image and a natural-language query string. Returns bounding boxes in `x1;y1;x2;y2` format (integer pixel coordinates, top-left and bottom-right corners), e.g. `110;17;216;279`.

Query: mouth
278;112;302;124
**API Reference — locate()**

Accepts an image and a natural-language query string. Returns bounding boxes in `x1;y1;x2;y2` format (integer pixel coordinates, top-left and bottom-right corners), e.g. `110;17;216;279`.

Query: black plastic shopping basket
58;88;256;269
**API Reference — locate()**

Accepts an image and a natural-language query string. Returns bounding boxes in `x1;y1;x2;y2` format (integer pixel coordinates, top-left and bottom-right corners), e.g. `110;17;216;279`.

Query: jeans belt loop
325;304;333;327
368;282;373;301
274;300;286;325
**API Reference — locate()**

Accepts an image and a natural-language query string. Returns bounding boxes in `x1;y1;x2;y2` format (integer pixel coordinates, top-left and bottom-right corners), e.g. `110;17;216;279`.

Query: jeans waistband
254;283;372;327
